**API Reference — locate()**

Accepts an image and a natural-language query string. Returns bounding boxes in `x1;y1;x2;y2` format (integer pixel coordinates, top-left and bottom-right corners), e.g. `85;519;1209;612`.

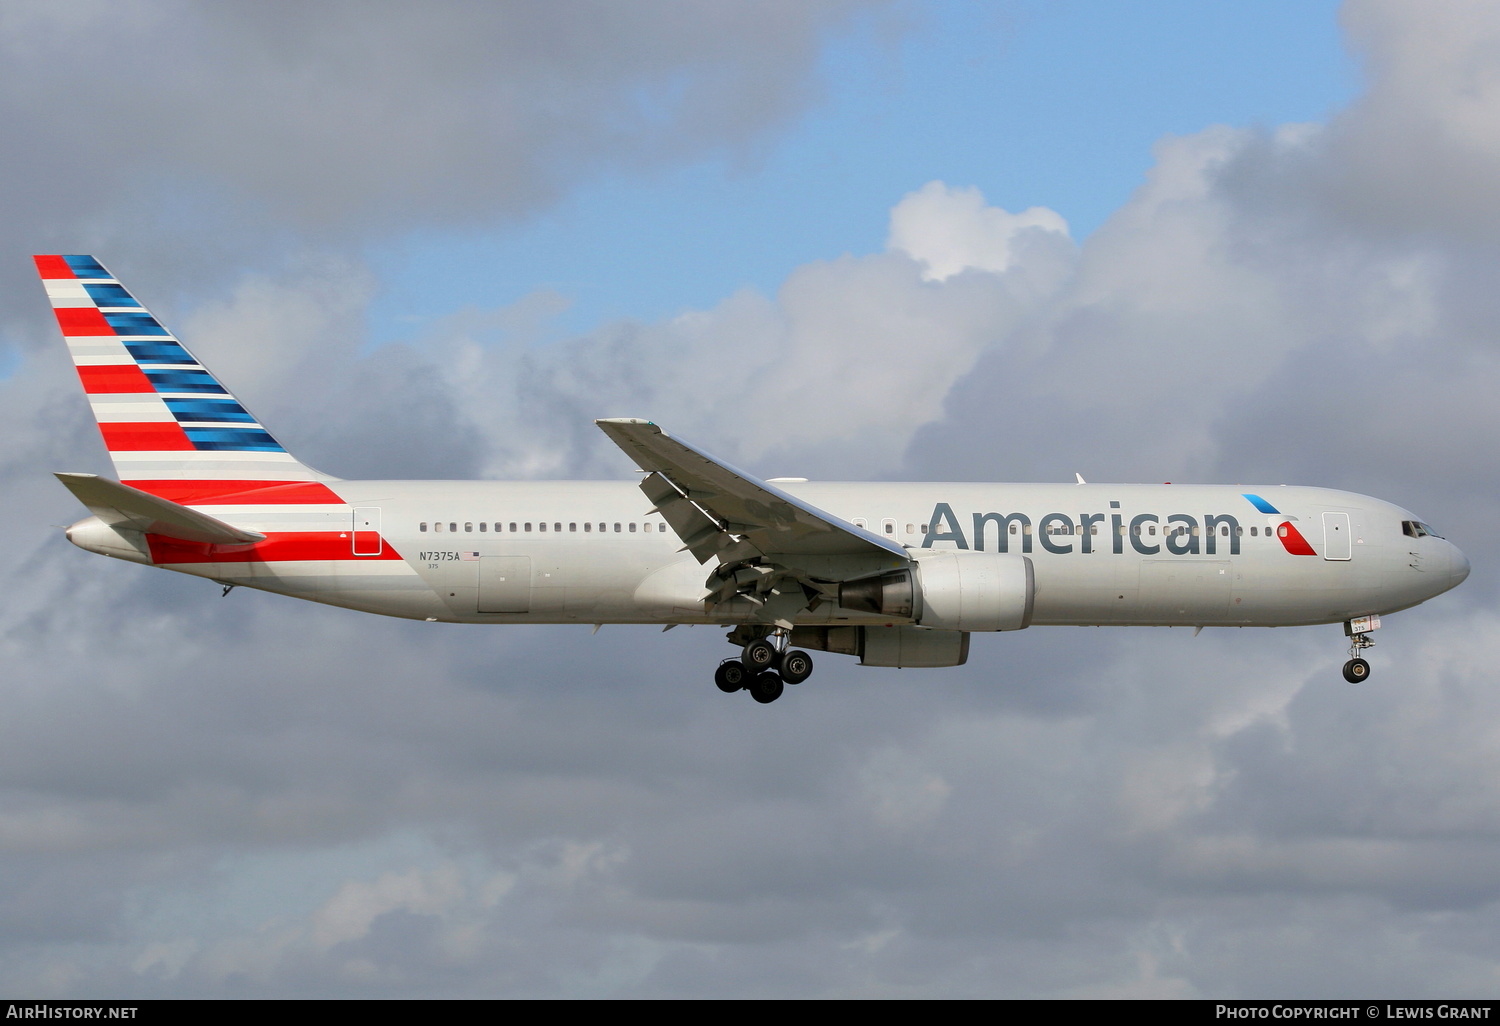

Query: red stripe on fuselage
55;307;112;335
99;422;195;451
78;364;154;394
123;480;346;505
1278;521;1317;556
146;531;403;564
34;255;75;279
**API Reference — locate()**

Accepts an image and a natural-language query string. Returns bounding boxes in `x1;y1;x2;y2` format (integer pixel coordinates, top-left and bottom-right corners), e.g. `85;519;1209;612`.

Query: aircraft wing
595;419;908;563
56;473;266;545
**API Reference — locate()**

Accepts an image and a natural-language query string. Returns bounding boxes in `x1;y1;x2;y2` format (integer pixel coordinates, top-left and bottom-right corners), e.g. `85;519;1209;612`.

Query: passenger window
1278;525;1288;538
434;522;444;533
419;523;428;532
479;523;486;532
614;523;621;533
629;523;637;533
584;522;592;532
570;523;577;532
539;522;547;532
509;523;517;533
465;523;473;533
644;523;652;533
1010;524;1018;535
524;523;532;532
449;523;457;533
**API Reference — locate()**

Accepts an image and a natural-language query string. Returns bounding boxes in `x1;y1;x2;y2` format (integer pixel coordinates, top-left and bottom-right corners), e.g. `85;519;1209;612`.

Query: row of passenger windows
419;518;1290;539
419;521;660;534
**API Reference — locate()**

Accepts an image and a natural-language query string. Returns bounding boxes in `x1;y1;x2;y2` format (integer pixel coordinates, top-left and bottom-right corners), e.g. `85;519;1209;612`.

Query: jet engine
838;551;1034;632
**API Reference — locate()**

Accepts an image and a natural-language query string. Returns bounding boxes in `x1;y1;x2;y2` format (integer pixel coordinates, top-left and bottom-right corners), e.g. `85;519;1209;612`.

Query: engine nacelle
912;550;1034;632
788;625;970;668
839;552;1033;632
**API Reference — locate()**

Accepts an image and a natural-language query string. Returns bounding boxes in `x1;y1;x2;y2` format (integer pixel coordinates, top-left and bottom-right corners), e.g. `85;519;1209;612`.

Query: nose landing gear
713;628;815;703
1342;616;1379;684
1343;643;1372;684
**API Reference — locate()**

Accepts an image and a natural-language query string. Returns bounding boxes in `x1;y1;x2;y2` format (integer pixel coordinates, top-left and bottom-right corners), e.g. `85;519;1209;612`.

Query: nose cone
1450;542;1471;588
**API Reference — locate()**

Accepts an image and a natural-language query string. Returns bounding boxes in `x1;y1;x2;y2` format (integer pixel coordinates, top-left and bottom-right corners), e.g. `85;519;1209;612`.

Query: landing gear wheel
749;671;785;704
1343;624;1376;683
779;649;814;685
715;660;747;693
742;638;778;672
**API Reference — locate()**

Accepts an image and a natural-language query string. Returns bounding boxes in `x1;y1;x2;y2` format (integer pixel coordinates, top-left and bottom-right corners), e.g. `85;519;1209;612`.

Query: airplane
37;254;1471;703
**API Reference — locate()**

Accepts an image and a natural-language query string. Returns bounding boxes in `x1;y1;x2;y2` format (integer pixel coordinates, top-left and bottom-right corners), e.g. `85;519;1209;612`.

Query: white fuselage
82;480;1468;630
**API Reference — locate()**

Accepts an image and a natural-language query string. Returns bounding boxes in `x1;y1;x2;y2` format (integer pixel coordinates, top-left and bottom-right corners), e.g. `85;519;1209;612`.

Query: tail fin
35;255;341;505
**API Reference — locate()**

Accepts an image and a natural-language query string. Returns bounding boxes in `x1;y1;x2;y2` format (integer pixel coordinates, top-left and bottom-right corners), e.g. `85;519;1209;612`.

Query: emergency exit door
352;507;382;556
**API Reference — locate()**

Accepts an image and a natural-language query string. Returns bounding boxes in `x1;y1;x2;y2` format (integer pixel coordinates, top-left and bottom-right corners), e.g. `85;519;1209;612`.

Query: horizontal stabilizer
55;472;265;544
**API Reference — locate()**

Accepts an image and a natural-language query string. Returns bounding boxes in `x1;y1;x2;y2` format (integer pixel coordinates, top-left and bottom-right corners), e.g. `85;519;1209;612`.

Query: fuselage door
352;507;382;556
478;556;531;613
1322;511;1351;561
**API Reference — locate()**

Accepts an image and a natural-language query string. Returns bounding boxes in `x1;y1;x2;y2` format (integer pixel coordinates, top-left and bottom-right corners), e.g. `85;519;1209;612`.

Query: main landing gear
1342;616;1379;684
713;629;815;704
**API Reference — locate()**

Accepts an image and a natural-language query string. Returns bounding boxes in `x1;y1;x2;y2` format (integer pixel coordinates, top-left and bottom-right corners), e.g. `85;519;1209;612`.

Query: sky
1;0;1498;999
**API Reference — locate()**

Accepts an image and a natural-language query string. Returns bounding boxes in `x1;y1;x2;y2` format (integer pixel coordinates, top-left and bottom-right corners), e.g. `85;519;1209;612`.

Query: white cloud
1330;0;1500;233
887;180;1070;281
310;864;466;950
0;0;880;233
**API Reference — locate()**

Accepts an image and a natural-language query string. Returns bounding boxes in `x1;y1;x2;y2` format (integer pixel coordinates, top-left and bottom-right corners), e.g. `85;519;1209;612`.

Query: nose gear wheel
1342;628;1375;684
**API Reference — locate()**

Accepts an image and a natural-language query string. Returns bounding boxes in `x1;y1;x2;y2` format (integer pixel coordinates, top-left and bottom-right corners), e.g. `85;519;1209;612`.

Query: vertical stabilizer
35;255;341;504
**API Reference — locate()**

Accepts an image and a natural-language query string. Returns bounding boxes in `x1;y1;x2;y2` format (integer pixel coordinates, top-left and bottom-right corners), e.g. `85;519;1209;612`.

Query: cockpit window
1402;520;1444;539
